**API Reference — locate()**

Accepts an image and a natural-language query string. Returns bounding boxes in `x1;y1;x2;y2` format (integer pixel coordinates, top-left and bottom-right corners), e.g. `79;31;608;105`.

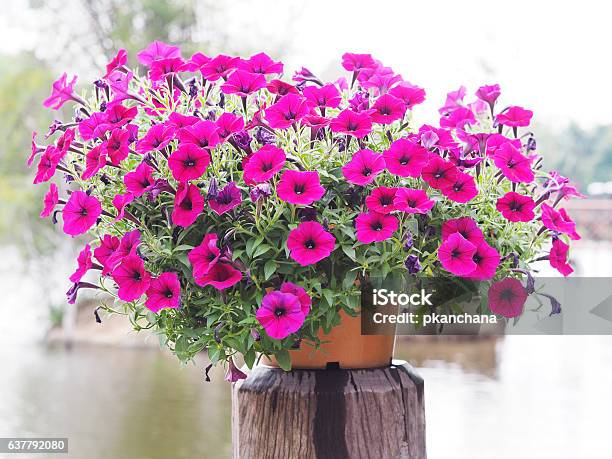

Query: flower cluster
31;43;582;376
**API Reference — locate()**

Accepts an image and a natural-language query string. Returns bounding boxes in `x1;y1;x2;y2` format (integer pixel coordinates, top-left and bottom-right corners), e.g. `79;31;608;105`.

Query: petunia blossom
370;94;406;124
389;83;426;109
194;262;242;290
82;145;107;180
43;73;80;110
330;109;372;138
303;84;341;110
341;53;376;72
62;191;101;236
277;170;325;206
441;217;484;245
243;145;286;183
488;278;528;318
136;124;176;154
104;48;127;78
104;128;130;165
78;112;111;141
215;112;245;140
256;291;305;340
112;254;152;302
177;120;220;149
94;234;120;273
209;182;243;215
476;84;501;108
265;94;310;129
188;234;221;278
149;57;186;82
172;182;204;227
40;182;59;218
145;272;181;312
355;211;399;243
493;142;534;183
200;54;240;81
496;192;535;222
112;193;134;221
438;233;477;276
69;244;93;283
421;155;459;190
365;187;398;214
168;144;211;182
342;149;385;186
383;138;429;178
221;70;267;96
124;162;155;197
287;221;336;266
464;242;500;280
549;238;574;276
137;41;181;66
393;188;435;214
441;172;478;203
238;52;283;75
279;282;312;316
540;204;581;240
496;106;533;127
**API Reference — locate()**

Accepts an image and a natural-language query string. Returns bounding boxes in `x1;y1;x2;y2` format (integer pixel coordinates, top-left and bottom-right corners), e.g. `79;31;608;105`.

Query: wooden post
232;360;426;459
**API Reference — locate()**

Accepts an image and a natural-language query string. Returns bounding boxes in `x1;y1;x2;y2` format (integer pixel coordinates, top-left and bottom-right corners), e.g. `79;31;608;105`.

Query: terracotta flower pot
262;309;396;369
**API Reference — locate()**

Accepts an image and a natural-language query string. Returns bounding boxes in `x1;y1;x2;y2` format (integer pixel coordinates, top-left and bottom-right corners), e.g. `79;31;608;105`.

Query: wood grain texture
232;360;426;459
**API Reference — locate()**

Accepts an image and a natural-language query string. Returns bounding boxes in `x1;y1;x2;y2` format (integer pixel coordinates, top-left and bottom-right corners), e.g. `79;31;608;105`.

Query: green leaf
264;260;277;280
172;244;194;253
244;349;256;369
343;270;358;289
341;245;356;261
208;346;221;364
275;350;292;371
253;244;271;258
246;236;264;257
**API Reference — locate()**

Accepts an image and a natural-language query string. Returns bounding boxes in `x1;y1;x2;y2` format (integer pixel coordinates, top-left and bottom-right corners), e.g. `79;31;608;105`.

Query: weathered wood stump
231;360;426;459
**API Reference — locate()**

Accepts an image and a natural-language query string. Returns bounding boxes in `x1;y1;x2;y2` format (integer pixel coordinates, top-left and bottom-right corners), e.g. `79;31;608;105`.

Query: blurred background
0;1;611;458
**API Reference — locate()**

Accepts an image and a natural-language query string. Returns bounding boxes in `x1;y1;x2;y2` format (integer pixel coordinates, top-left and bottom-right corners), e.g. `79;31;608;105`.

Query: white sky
2;0;610;128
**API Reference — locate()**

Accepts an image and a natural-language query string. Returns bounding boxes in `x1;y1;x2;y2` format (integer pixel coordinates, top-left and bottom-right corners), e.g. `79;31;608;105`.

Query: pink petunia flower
40;182;59;218
540;204;581;240
78;112;111;141
441;217;484;245
256;291;305;340
225;357;248;382
104;128;131;165
488;278;528;318
105;103;138;127
194;262;242;290
265;94;310;129
136;124;176;154
496;106;533;127
28;131;43;167
112;254;152;302
438;233;477;276
267;79;299;96
280;282;312;316
112;193;134;221
330;109;372;138
177;120;220;149
421;154;459;190
69;244;94;283
287;221;336;266
167;112;200;129
493;142;534;183
200;54;240;81
303;84;341;110
168;144;211;182
104;49;128;78
43;73;80;110
62;191;101;236
104;230;141;275
107;70;134;102
243;145;286;183
124;162;155;197
550;238;574;276
342;149;385;186
172;182;204;227
496;192;535;222
277;170;325;206
438;86;466;114
239;52;283;75
183;52;210;72
82;145;107;180
188;234;221;278
370;94;406;124
485;134;521;158
209;182;242;215
441;172;478;203
221;70;267;96
145;272;181;312
149;57;186;82
383;138;429;178
475;84;501;108
393;188;434;214
543;171;586;200
439;106;476;130
465;242;500;280
55;128;75;157
388;83;426;109
355;212;399;243
341;53;376;72
137;41;181;66
215;112;245;140
365;187;398;214
94;234;120;273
